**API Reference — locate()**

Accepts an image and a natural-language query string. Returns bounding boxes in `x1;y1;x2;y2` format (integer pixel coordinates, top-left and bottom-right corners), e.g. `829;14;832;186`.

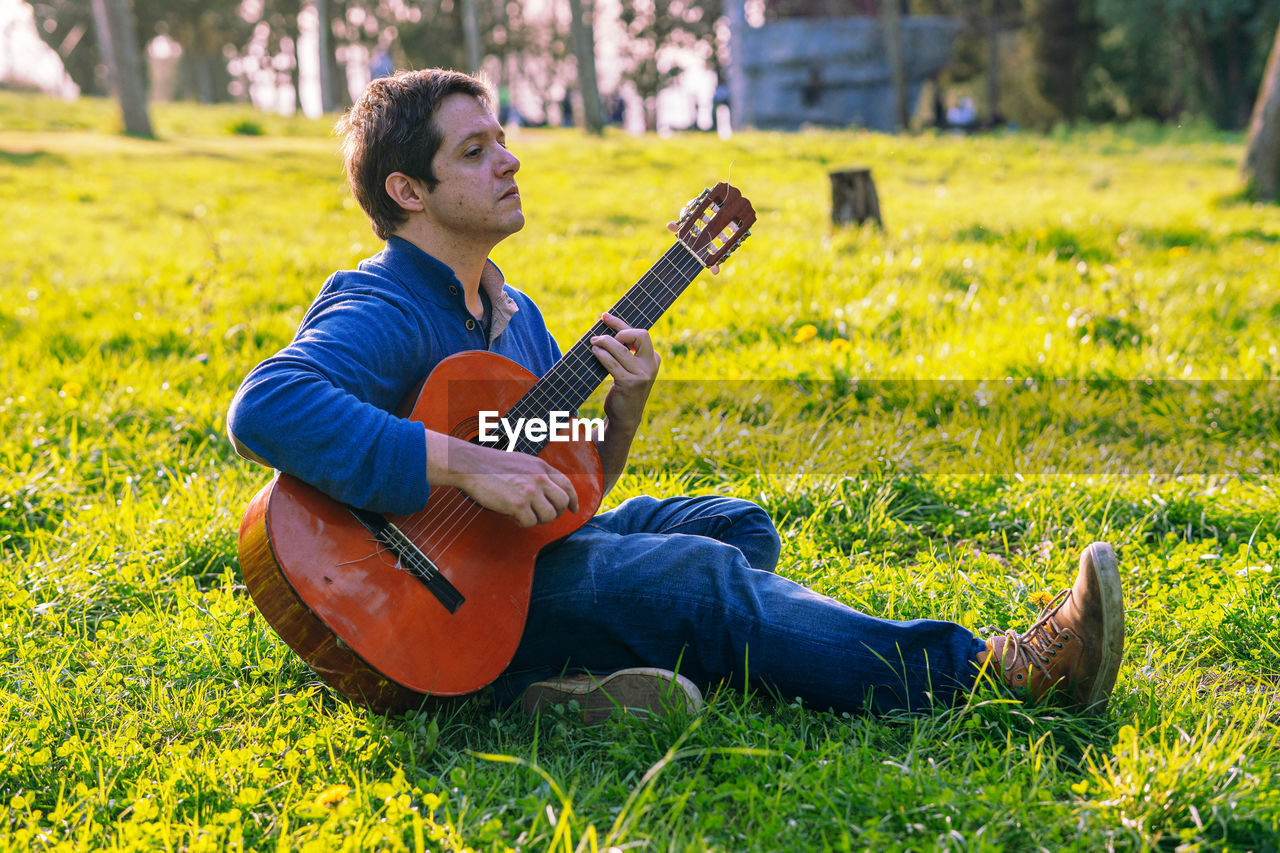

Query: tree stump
829;168;882;227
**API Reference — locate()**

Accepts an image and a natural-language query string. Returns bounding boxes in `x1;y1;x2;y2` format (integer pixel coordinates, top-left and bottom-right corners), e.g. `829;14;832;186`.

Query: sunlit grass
2;90;1278;849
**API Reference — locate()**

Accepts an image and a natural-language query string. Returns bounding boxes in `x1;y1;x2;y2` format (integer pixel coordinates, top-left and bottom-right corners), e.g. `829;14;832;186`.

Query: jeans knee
730;501;781;571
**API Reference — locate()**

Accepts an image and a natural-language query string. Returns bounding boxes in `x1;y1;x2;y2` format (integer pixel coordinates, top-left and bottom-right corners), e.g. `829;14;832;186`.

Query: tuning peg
679;189;710;219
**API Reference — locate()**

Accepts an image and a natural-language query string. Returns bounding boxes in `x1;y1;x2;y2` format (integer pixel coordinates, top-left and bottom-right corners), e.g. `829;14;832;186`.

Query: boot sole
1083;542;1125;710
520;667;703;724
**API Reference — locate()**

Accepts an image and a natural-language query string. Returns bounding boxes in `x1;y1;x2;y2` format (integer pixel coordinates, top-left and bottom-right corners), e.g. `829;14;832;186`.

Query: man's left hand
590;311;659;434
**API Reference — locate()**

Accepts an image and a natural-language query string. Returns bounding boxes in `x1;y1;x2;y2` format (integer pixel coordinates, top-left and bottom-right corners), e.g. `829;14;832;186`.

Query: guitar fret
506;243;703;450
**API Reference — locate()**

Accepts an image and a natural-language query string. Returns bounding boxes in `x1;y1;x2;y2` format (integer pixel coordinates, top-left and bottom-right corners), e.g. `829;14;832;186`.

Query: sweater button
449;285;458;295
465;318;477;331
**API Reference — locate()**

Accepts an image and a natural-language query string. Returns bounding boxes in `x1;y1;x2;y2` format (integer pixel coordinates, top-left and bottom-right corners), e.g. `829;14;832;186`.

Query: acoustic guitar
237;183;756;711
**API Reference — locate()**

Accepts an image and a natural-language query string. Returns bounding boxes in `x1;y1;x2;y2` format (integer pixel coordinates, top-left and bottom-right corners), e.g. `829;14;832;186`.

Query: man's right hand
425;428;579;528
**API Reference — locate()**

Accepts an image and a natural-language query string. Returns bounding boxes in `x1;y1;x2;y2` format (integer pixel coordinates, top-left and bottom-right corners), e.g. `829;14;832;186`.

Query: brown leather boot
986;542;1125;711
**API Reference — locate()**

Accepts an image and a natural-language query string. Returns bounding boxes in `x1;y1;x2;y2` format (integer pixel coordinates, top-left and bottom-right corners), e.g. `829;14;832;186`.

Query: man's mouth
500;187;520;201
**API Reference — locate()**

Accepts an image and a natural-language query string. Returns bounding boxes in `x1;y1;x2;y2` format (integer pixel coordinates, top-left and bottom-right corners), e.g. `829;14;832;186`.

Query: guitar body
238;350;604;711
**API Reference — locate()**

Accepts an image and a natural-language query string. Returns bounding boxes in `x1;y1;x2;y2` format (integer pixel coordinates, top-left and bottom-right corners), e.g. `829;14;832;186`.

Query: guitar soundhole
453;415;506;451
450;416;480;440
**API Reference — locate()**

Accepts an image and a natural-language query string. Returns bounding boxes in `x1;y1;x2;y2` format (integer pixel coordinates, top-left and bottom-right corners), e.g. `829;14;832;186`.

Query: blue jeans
494;495;987;715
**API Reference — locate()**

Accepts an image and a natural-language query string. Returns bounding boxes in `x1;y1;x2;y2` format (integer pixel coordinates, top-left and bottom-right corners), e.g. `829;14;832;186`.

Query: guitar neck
505;241;705;442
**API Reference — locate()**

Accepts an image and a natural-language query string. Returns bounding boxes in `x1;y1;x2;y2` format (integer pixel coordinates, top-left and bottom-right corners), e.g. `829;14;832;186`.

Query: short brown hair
337;69;493;240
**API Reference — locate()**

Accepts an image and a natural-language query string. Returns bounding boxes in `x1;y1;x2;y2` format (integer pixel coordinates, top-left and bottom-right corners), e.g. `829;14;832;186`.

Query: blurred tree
30;0;256;104
384;0;573;123
1025;0;1097;122
567;0;604;133
461;0;482;73
1091;0;1279;129
916;0;1277;130
308;0;389;110
91;0;152;135
616;0;719;130
134;0;250;103
260;0;305;109
27;0;114;95
882;0;908;131
1087;0;1182;121
315;0;336;110
390;0;467;70
1175;0;1277;130
1244;21;1280;200
494;2;575;123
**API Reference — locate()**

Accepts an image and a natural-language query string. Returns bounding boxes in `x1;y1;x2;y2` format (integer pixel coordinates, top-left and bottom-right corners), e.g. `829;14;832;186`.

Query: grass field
2;91;1280;850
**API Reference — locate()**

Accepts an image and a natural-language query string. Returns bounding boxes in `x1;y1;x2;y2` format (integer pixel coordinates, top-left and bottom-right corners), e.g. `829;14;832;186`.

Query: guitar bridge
348;507;465;614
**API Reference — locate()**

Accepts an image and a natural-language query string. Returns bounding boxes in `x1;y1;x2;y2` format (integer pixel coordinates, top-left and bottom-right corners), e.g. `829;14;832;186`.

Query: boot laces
999;588;1071;681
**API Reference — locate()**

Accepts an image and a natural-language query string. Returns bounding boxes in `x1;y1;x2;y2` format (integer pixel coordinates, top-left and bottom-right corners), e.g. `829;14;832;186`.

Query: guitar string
395;244;708;558
395;244;707;557
390;240;712;561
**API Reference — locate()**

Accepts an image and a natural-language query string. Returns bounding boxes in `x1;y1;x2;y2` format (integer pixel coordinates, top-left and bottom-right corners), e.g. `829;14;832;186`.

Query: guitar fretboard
502;241;706;455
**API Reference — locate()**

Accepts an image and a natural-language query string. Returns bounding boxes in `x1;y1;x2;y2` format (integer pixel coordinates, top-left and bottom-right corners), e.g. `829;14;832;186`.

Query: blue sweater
227;237;563;513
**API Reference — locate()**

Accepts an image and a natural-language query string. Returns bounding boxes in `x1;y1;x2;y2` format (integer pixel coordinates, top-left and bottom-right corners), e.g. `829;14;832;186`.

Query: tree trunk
567;0;604;134
328;33;350;108
725;0;750;130
315;0;335;113
461;0;482;74
90;0;117;96
1244;22;1280;201
192;51;215;103
288;35;302;112
92;0;153;137
880;0;907;131
985;1;1000;125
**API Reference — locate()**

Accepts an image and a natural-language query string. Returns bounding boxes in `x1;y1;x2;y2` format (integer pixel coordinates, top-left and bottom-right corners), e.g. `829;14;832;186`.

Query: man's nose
498;147;519;176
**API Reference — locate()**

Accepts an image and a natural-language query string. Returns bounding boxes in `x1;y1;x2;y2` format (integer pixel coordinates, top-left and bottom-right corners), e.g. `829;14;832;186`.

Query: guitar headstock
675;182;755;268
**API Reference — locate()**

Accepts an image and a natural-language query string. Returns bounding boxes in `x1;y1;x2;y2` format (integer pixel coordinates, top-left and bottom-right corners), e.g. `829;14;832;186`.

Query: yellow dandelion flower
60;381;83;398
1167;245;1190;258
315;784;351;807
1033;228;1048;240
1030;590;1055;609
793;324;818;343
830;338;851;353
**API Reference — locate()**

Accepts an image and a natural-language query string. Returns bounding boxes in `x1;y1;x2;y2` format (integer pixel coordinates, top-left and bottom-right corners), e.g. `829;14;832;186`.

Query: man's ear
385;172;427;213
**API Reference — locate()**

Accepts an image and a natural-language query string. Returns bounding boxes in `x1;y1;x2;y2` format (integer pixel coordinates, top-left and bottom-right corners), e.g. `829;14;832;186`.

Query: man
227;69;1125;722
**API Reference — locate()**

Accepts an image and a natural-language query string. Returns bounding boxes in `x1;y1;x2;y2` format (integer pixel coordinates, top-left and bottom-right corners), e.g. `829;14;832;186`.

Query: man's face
420;93;523;242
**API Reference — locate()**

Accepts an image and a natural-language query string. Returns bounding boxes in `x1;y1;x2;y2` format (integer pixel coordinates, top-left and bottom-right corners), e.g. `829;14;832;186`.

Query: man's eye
465;147;481;157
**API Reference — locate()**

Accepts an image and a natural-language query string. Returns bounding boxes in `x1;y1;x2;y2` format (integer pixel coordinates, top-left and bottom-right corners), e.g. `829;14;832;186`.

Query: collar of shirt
374;236;520;345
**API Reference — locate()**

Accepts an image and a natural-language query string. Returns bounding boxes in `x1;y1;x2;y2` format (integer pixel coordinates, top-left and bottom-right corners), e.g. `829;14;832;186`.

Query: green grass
2;90;1279;850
